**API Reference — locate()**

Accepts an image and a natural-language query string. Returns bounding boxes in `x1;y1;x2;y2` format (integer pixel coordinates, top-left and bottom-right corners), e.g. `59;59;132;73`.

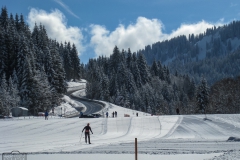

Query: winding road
70;95;103;115
66;88;104;117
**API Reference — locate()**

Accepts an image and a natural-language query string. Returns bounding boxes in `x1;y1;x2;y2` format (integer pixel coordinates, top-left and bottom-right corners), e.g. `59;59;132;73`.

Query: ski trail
161;115;183;139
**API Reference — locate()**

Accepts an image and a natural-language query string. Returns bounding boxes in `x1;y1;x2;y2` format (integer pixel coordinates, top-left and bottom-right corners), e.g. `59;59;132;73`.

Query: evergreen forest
140;21;240;85
0;7;83;115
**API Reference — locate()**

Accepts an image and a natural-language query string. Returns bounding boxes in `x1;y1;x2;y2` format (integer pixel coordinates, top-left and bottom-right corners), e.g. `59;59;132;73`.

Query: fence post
135;138;138;160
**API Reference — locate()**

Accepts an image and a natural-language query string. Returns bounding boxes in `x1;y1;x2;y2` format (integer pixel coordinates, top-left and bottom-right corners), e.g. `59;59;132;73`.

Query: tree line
84;46;210;115
84;46;240;115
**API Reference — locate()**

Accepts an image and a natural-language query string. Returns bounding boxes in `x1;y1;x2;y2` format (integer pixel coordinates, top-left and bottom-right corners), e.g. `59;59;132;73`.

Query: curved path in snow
69;95;103;115
66;85;104;117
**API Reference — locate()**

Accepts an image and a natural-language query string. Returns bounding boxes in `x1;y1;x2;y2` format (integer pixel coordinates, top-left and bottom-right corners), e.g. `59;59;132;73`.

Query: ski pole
79;132;83;143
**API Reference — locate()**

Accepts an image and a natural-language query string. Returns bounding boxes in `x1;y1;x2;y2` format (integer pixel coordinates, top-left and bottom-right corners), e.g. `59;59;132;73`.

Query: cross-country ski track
1;81;240;159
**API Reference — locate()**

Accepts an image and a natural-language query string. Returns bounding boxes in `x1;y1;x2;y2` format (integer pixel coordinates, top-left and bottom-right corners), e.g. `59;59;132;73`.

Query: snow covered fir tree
1;7;240;116
0;7;82;116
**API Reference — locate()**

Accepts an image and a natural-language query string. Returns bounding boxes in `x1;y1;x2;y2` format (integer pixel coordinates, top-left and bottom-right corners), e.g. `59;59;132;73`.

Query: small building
11;107;28;117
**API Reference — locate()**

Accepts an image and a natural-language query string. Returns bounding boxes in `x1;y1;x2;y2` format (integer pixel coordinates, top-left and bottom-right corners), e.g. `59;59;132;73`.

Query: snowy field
1;113;240;159
1;81;240;160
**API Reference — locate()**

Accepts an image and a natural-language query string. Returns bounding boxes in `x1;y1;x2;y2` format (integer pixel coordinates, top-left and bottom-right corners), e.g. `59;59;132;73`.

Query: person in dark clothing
82;123;93;144
106;112;108;118
176;108;180;115
115;111;117;117
45;110;48;120
79;111;83;118
136;113;138;117
112;111;114;118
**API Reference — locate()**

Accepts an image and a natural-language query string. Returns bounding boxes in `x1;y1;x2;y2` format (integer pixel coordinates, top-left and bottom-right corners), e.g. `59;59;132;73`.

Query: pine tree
0;7;9;30
49;40;66;94
109;46;121;73
109;71;118;97
8;76;20;111
137;53;150;85
157;61;164;80
0;73;10;115
151;60;159;76
0;26;7;77
196;77;210;116
126;48;132;69
70;44;81;81
100;73;110;101
132;61;142;88
63;42;73;80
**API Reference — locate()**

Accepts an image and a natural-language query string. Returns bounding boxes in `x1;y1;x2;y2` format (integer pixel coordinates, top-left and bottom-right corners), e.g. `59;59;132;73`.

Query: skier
82;123;93;144
176;108;180;115
115;111;117;117
136;112;138;117
112;111;114;118
106;112;108;118
45;110;48;120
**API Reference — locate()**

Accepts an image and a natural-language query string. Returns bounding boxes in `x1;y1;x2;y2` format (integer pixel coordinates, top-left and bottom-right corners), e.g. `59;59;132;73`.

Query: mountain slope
141;20;240;85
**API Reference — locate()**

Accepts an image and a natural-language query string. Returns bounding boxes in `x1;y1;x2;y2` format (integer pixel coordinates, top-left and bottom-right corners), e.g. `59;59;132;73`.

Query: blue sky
2;0;240;63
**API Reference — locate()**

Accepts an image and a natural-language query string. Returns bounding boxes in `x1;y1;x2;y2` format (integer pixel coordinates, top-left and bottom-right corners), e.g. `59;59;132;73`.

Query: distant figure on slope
115;111;117;117
45;110;48;120
106;112;108;118
112;111;115;118
82;123;93;144
176;108;180;115
79;111;83;118
136;113;138;117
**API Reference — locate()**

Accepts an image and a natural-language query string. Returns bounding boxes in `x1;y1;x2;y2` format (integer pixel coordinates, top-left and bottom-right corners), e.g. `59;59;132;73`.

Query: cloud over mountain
89;18;224;57
26;8;224;58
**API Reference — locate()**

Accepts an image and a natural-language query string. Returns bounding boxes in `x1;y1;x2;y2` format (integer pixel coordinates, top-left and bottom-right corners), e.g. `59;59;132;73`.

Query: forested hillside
0;7;83;115
85;46;240;115
140;21;240;85
85;46;199;115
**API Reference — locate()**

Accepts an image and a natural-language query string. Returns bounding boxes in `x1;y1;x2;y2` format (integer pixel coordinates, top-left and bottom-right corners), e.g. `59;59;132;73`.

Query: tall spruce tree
70;44;81;81
196;77;210;115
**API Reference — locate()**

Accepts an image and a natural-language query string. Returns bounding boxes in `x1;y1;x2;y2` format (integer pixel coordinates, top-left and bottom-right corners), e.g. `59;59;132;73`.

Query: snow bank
53;95;86;116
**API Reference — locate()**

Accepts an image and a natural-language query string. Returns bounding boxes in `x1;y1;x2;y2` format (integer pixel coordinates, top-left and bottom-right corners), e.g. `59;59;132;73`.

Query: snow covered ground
1;81;240;160
1;113;240;159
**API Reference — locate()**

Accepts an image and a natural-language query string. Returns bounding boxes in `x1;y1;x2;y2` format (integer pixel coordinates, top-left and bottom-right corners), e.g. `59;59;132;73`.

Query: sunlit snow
1;81;240;160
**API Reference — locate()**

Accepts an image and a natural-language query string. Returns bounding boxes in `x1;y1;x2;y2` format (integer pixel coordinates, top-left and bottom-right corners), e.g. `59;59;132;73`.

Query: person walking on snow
176;108;180;115
106;112;108;118
79;111;83;118
82;123;93;144
115;111;117;117
112;111;114;118
45;110;48;120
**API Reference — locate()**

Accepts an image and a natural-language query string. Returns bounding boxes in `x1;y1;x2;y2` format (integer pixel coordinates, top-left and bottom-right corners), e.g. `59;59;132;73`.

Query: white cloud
27;8;84;55
26;8;225;59
168;20;215;39
90;17;166;57
54;0;80;19
90;18;225;58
